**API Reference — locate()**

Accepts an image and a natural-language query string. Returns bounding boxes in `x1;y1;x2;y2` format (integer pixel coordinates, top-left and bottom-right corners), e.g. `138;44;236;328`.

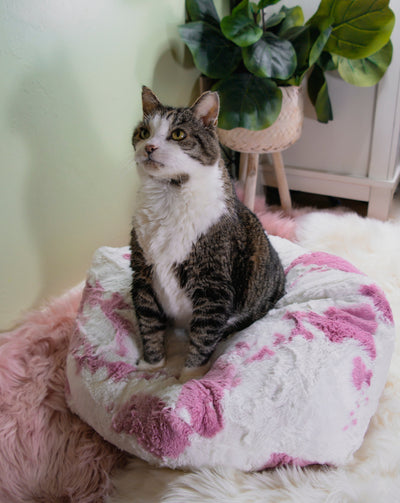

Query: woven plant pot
217;86;304;154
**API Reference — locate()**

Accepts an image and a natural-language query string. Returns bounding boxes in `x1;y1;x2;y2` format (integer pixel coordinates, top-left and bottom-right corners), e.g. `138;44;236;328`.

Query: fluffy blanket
1;208;399;502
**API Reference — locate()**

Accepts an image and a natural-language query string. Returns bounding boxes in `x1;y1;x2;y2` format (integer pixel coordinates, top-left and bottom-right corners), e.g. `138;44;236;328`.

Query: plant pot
216;86;303;212
217;86;304;154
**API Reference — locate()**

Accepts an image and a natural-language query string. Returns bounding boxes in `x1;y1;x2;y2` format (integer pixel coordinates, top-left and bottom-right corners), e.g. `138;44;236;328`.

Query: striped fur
130;87;285;370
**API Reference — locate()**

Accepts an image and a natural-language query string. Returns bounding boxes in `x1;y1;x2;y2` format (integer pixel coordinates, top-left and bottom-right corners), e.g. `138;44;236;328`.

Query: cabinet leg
368;186;393;221
271;152;292;211
243;153;259;212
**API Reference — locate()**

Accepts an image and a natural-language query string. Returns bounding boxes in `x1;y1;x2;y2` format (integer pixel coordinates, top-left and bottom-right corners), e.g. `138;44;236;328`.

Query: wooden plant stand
217;86;304;212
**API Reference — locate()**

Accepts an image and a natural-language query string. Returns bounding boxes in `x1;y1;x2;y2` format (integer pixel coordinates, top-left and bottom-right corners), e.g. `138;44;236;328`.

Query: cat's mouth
142;158;164;169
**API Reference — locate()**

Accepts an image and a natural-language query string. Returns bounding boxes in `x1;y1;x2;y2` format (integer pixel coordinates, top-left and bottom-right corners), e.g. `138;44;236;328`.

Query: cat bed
66;236;395;471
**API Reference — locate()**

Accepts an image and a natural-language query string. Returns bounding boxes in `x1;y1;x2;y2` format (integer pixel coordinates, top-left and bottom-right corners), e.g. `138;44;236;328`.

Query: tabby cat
130;86;285;381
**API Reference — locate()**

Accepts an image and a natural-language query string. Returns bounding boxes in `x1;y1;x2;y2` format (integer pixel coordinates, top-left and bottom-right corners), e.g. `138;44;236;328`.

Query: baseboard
261;162;400;201
260;161;400;220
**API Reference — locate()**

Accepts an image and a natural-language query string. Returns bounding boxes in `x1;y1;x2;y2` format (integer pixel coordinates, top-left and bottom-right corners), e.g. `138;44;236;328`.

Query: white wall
0;0;199;329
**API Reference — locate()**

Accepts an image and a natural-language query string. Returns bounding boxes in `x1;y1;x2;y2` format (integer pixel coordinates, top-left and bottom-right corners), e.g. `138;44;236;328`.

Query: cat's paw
179;363;210;384
136;357;165;371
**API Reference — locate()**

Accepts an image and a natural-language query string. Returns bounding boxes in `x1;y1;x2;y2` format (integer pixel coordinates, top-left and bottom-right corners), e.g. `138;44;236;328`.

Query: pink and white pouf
66;236;395;471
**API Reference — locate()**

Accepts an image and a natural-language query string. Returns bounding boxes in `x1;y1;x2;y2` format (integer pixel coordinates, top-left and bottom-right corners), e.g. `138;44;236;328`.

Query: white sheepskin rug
107;211;400;503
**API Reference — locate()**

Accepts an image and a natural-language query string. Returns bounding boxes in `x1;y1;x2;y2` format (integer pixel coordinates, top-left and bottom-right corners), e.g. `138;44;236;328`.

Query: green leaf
232;0;251;14
309;25;332;67
250;2;259;15
277;6;304;35
318;51;337;72
242;33;297;79
263;11;286;29
179;21;242;79
285;26;311;71
257;0;281;9
186;0;220;27
307;65;333;123
212;73;282;130
334;41;393;87
309;0;395;59
220;2;263;48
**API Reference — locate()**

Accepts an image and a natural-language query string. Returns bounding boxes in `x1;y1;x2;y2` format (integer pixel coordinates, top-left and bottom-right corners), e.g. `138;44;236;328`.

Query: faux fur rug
1;206;399;502
0;286;127;503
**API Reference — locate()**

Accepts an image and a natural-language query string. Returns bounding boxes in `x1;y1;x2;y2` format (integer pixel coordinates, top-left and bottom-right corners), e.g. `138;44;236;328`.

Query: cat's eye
139;128;150;140
171;129;186;141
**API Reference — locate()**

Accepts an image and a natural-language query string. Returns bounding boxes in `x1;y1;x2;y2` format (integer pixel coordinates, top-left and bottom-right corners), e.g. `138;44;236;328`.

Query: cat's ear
191;91;219;127
142;86;162;116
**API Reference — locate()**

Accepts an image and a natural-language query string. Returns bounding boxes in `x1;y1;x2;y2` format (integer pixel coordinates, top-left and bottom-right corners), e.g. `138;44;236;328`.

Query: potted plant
179;0;395;130
178;0;395;211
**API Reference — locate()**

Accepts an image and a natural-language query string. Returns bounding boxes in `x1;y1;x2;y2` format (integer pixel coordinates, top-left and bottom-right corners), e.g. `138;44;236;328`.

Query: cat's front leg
131;275;167;368
137;331;166;370
130;230;167;368
179;326;224;383
180;286;233;382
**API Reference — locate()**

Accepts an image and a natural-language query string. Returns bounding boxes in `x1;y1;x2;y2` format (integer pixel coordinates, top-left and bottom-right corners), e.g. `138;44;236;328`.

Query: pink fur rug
0;287;127;503
0;200;307;502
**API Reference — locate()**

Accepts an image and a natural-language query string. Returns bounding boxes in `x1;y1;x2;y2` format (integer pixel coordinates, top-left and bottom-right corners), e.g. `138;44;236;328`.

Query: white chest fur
134;163;227;327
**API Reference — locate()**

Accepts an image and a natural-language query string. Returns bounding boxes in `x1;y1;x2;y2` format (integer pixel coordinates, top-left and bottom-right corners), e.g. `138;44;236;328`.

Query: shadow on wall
8;50;134;307
149;44;200;106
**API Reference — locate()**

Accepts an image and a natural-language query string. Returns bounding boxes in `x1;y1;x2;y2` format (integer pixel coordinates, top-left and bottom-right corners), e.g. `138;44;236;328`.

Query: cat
130;86;285;381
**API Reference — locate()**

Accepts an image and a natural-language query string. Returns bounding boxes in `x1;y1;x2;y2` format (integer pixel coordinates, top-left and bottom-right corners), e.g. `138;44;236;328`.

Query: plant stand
239;151;292;212
217;86;304;212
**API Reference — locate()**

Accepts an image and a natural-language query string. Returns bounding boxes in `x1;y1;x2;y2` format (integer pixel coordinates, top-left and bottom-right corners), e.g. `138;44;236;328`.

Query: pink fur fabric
235;183;311;241
0;286;126;503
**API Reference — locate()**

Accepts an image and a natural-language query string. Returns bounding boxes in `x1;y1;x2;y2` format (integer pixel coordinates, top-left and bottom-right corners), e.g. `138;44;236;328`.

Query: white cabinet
261;1;400;220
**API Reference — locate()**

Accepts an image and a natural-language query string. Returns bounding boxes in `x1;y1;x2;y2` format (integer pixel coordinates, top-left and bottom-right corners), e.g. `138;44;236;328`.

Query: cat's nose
145;144;157;154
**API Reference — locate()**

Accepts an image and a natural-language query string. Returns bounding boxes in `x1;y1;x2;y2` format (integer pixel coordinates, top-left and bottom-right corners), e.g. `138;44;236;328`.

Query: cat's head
132;87;221;183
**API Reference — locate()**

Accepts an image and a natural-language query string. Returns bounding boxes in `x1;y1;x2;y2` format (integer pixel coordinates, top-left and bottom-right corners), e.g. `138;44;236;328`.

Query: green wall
0;0;201;329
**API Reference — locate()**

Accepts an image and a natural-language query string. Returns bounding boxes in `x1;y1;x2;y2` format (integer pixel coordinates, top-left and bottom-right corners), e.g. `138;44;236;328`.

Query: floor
265;183;400;222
